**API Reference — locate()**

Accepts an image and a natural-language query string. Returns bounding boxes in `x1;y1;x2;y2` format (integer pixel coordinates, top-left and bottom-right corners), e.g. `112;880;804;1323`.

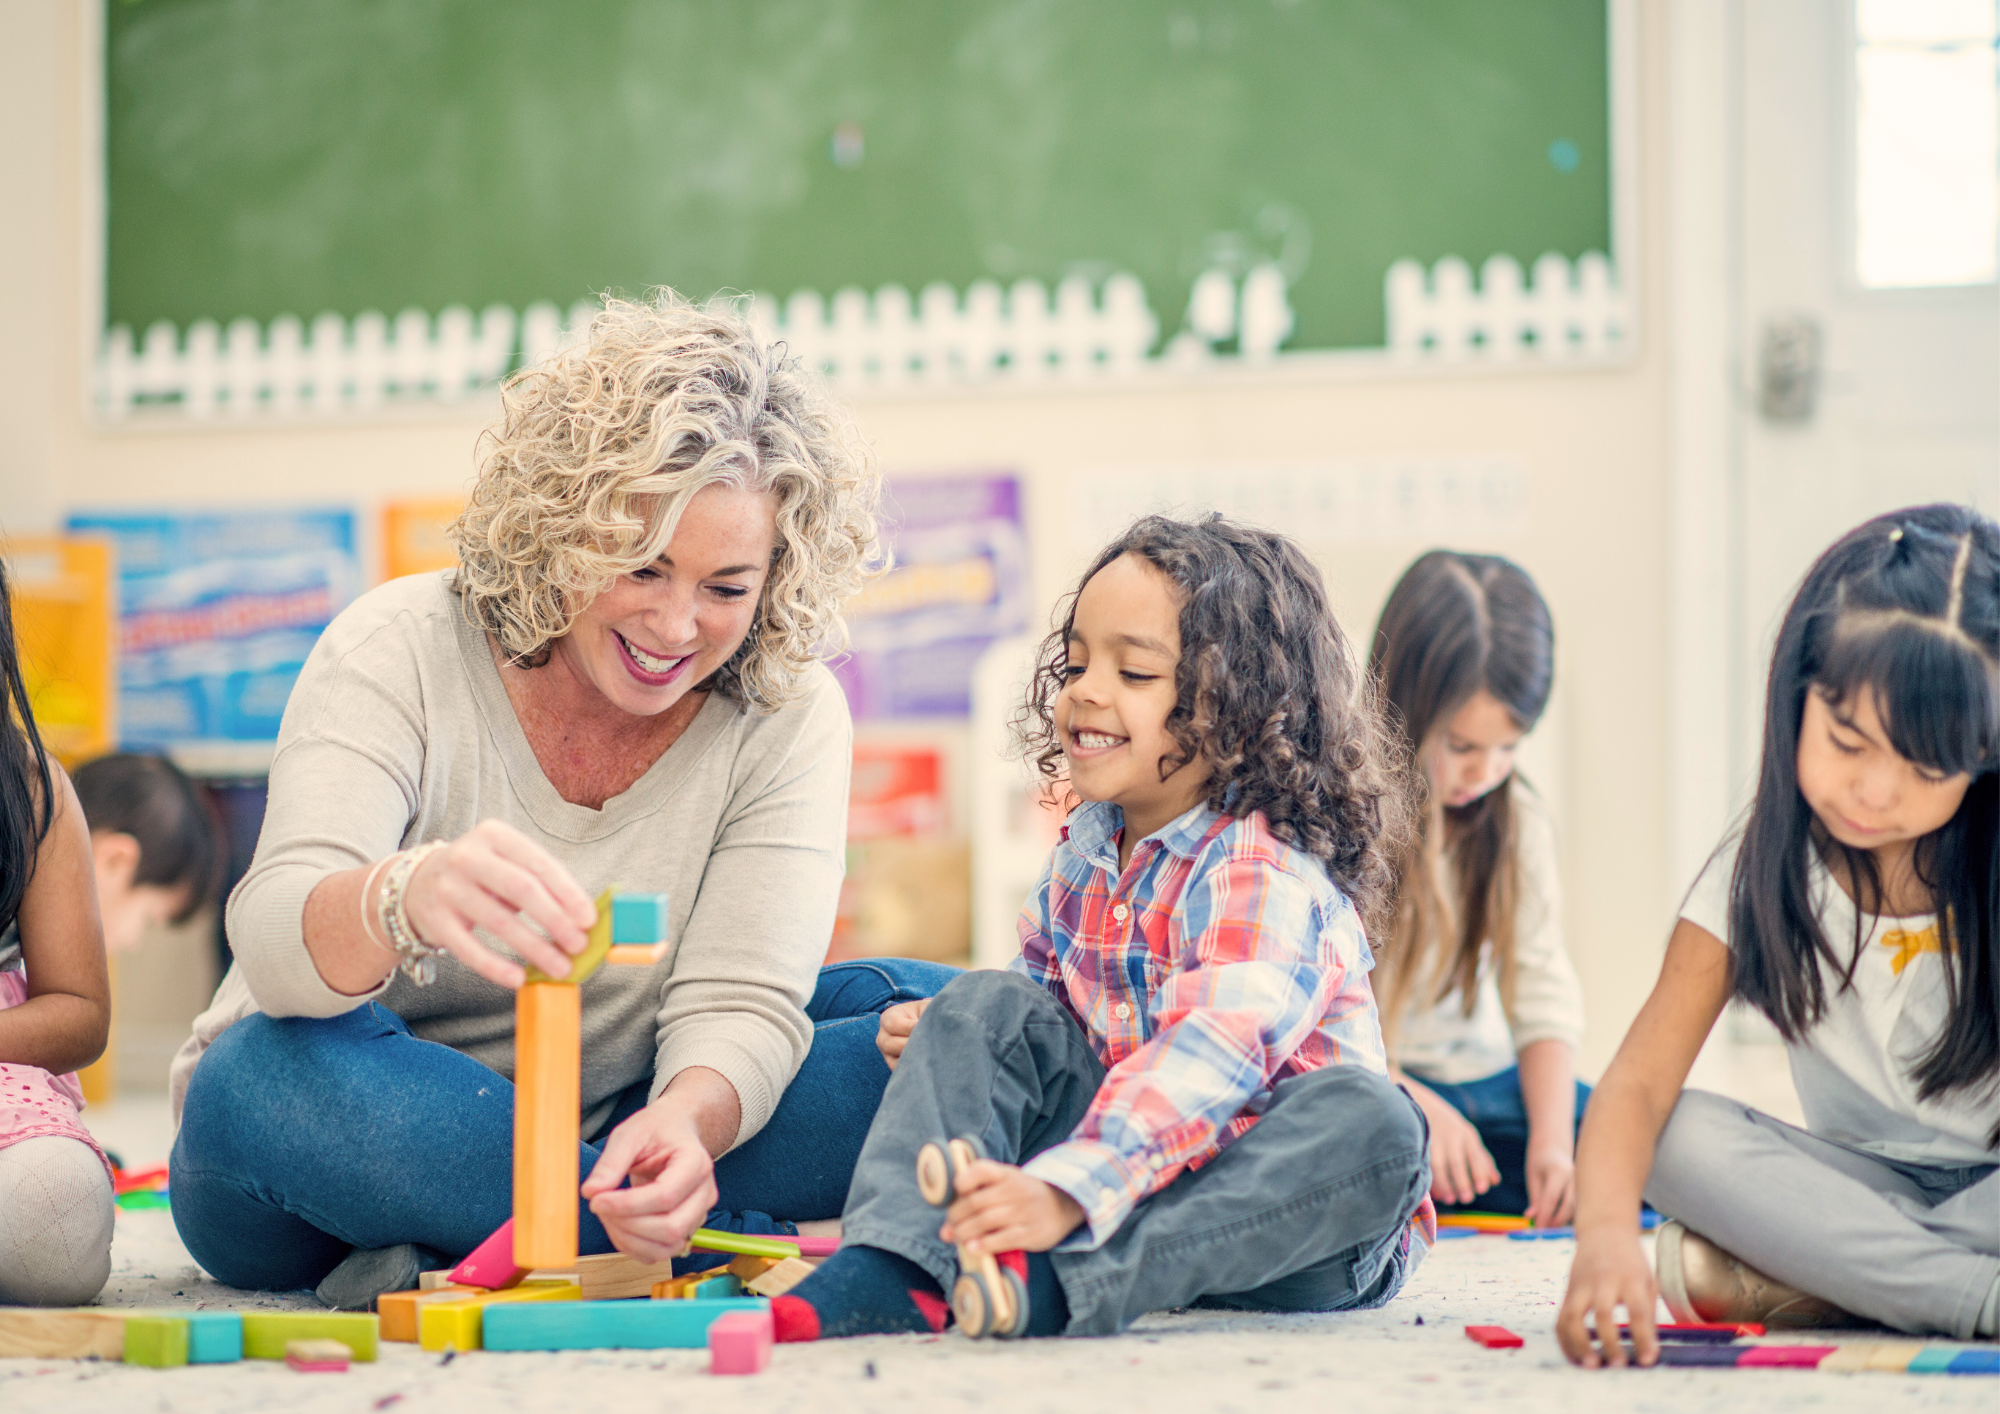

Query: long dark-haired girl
1370;551;1586;1229
0;555;116;1304
1559;504;1999;1365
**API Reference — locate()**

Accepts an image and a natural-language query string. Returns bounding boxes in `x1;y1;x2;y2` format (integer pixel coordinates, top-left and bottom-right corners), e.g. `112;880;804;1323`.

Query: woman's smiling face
551;483;777;717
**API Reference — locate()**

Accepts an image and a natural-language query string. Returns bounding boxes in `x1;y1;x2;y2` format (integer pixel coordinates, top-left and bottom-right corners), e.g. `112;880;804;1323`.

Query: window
1854;0;1999;288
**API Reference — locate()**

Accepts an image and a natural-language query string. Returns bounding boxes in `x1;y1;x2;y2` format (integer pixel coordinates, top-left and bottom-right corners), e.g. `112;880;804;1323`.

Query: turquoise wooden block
1947;1348;1999;1375
185;1311;243;1363
610;893;669;944
692;1274;744;1300
1907;1347;1958;1374
482;1297;768;1351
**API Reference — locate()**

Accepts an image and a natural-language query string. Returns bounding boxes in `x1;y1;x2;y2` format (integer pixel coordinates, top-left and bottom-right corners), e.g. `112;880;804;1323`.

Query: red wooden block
451;1217;528;1290
708;1309;774;1374
1737;1345;1837;1368
1466;1325;1524;1349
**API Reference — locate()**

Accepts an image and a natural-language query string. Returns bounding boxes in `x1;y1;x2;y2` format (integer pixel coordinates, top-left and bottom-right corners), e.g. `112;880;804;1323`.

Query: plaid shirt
1013;800;1436;1255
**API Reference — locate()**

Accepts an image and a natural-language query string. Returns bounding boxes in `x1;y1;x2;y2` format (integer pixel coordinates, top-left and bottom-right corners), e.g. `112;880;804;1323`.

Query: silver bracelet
376;841;449;985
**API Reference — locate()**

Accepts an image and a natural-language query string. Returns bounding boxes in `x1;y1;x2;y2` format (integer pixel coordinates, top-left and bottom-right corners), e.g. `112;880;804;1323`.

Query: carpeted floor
0;1094;1985;1414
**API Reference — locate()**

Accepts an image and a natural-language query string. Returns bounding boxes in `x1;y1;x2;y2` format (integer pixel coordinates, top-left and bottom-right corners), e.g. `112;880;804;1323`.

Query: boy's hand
1524;1138;1578;1229
940;1160;1084;1255
1556;1227;1660;1368
876;999;930;1070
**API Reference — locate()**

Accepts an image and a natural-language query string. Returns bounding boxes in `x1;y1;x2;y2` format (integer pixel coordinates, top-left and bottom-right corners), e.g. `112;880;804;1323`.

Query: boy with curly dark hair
775;515;1435;1341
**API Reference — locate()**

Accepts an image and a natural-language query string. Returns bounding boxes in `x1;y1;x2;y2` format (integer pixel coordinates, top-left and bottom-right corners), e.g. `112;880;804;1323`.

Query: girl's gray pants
839;969;1433;1336
1647;1088;1999;1338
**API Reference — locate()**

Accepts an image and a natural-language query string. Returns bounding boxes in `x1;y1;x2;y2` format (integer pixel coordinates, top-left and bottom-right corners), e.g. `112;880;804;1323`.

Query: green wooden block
1908;1347;1959;1374
240;1311;378;1362
610;892;668;943
687;1228;800;1260
483;1297;767;1351
124;1316;189;1367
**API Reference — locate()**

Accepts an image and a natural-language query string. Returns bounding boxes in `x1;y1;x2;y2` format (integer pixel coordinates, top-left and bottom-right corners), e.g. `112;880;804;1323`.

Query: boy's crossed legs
789;970;1432;1338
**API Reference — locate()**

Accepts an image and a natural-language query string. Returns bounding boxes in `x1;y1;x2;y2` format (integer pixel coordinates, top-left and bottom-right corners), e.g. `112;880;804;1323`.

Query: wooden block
182;1311;243;1364
1738;1345;1837;1368
1946;1348;2000;1374
241;1312;378;1362
1863;1341;1928;1372
609;892;669;944
743;1257;814;1298
0;1309;129;1359
1656;1344;1746;1367
525;888;614;985
708;1309;773;1375
124;1316;189;1368
527;1250;677;1301
726;1254;781;1283
688;1228;801;1261
418;1280;581;1353
1464;1325;1523;1349
482;1297;769;1352
377;1287;480;1343
1907;1347;1960;1374
452;1218;528;1290
419;1269;455;1291
514;982;582;1270
605;943;670;966
284;1338;351;1372
1815;1343;1880;1372
693;1274;745;1300
1436;1213;1531;1232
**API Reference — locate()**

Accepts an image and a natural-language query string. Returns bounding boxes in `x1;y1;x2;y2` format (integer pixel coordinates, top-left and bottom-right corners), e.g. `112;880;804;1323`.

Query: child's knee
927;968;1055;1026
1646;1088;1742;1209
0;1136;114;1306
1295;1066;1426;1156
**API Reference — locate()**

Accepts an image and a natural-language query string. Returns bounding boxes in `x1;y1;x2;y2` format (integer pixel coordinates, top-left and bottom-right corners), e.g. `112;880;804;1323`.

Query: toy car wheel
952;1271;997;1338
916;1143;952;1208
998;1266;1030;1338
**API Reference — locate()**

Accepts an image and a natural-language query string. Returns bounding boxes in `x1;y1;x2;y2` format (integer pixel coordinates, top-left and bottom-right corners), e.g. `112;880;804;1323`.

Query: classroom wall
1;0;1680;1080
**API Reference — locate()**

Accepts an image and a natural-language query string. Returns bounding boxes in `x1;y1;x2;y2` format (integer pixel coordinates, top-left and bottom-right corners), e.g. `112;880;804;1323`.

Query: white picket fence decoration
1384;251;1627;362
93;253;1622;421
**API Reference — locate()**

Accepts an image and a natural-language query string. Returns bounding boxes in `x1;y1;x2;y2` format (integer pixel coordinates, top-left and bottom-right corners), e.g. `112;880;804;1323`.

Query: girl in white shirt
1371;552;1587;1229
1559;504;1999;1365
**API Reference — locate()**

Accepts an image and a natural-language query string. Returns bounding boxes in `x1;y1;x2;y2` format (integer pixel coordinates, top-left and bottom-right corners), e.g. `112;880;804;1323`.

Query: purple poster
832;473;1028;718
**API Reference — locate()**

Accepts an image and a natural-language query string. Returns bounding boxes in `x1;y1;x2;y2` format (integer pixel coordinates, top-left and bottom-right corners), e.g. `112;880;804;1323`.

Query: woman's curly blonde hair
450;290;881;710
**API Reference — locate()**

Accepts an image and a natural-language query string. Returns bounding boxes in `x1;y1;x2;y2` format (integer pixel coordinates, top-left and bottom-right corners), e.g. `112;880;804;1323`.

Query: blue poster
832;473;1029;719
66;508;359;749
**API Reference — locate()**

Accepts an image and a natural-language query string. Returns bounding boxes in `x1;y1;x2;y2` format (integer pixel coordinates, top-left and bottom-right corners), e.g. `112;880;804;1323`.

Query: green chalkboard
104;0;1611;352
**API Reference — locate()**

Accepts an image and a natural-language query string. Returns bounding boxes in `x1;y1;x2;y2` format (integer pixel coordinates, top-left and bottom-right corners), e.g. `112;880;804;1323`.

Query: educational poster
380;497;465;582
65;509;360;749
1;537;117;767
832;473;1029;719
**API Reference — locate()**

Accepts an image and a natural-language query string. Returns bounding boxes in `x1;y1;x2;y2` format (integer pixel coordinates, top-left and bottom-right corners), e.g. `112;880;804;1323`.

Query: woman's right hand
1404;1079;1501;1207
398;820;598;989
1556;1227;1660;1367
876;999;931;1070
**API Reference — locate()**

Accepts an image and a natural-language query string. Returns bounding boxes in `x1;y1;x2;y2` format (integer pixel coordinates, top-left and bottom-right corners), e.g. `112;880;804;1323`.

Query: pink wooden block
707;1309;774;1375
790;1235;838;1258
1738;1346;1837;1368
450;1218;528;1290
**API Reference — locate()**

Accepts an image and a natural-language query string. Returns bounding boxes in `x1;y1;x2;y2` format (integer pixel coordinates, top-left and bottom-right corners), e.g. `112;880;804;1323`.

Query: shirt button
1114;1003;1132;1020
1111;903;1130;922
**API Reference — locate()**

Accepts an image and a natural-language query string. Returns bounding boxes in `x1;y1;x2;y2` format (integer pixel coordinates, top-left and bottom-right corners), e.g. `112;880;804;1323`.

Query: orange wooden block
376;1286;479;1343
514;981;582;1270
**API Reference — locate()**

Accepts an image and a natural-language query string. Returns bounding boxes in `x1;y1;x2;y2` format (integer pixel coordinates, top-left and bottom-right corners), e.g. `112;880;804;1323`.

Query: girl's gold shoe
1654;1219;1856;1329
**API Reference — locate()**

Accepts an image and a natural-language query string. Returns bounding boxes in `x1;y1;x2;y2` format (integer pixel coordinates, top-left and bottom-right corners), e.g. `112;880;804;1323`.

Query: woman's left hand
1524;1137;1578;1229
579;1104;720;1264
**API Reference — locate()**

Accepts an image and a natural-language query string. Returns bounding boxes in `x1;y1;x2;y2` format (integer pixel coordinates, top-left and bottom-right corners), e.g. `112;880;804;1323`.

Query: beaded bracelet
376;840;449;985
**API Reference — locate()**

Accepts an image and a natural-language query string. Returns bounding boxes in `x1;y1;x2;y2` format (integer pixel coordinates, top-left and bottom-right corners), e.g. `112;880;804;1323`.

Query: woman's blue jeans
171;958;959;1292
1418;1065;1593;1216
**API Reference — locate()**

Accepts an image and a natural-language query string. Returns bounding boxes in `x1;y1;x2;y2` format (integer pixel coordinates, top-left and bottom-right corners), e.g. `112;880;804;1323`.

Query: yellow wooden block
377;1286;480;1343
727;1254;781;1283
0;1309;128;1359
418;1280;581;1352
743;1256;815;1297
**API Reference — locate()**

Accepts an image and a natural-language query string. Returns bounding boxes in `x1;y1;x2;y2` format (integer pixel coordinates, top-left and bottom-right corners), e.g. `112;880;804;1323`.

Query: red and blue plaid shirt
1013;800;1436;1254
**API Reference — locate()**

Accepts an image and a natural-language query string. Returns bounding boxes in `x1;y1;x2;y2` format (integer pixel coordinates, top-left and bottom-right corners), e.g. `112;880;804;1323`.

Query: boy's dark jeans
842;970;1433;1335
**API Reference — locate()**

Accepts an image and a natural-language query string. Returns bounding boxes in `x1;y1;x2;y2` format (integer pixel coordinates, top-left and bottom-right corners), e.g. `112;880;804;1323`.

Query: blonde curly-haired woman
168;294;956;1305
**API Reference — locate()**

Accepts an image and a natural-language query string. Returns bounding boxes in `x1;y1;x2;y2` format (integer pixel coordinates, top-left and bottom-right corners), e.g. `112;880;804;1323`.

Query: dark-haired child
774;514;1433;1340
73;752;223;955
1370;552;1586;1228
1560;504;2000;1365
0;560;115;1305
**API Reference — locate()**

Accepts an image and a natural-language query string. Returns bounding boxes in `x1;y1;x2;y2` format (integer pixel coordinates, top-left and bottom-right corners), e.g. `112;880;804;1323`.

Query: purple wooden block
1654;1344;1745;1367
